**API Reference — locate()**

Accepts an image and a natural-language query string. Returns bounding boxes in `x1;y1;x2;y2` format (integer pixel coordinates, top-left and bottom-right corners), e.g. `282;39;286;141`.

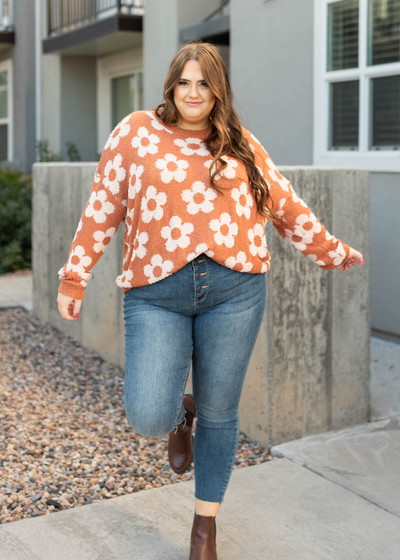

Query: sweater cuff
58;279;85;300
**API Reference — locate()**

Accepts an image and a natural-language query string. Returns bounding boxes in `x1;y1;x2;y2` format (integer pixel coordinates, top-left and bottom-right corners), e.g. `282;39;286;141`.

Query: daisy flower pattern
141;185;167;223
131;126;160;157
231;182;254;219
72;219;83;243
181;181;217;215
145;111;173;134
174;137;210;156
225;251;253;272
161;216;194;252
292;212;322;243
128;163;144;200
328;241;346;266
143;254;174;284
186;243;211;262
306;254;326;267
155;153;189;183
132;231;149;259
66;246;92;279
123;206;134;237
85;191;115;224
209;213;238;248
204;156;238;181
116;269;134;288
103;153;126;195
248;223;267;258
93;227;116;253
265;157;291;192
105;115;130;150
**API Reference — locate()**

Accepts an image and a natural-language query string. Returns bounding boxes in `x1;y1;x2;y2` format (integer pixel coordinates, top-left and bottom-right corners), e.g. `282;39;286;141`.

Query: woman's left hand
337;247;365;271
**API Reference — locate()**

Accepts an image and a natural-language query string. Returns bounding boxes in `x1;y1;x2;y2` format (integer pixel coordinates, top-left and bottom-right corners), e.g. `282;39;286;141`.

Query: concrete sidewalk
1;271;400;558
0;269;32;311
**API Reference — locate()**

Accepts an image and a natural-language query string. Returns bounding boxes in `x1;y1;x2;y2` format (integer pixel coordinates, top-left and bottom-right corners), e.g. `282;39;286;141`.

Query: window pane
370;74;400;148
369;0;400;65
329;80;359;149
111;74;135;129
0;70;7;87
0;89;7;119
0;124;7;160
328;0;359;71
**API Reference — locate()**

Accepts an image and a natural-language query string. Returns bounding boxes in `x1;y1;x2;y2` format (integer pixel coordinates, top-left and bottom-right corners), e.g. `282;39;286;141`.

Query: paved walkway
0;269;32;312
1;271;400;559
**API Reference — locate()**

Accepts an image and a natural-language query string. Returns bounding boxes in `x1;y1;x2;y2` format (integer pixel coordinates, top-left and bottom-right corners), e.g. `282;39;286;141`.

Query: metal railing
47;0;145;36
0;0;13;30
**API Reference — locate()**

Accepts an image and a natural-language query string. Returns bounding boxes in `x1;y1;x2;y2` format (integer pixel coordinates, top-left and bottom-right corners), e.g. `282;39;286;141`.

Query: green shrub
36;139;82;162
0;167;32;274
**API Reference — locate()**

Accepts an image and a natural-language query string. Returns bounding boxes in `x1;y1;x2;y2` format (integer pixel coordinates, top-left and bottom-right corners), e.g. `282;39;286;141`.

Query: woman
57;40;364;559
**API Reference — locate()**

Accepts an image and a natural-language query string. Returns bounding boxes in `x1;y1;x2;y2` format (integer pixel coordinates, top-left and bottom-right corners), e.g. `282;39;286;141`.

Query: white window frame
314;0;400;172
0;58;13;162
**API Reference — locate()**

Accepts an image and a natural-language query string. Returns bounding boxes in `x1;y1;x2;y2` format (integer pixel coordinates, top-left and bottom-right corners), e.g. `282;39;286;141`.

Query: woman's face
173;59;216;129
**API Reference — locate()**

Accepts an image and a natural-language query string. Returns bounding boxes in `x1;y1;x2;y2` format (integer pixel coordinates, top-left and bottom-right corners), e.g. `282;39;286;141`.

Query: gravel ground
0;307;274;525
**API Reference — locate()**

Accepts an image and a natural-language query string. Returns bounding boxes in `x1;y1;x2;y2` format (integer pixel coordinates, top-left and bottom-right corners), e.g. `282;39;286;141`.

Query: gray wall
230;0;314;165
32;163;370;447
61;57;97;161
370;172;400;338
143;0;221;110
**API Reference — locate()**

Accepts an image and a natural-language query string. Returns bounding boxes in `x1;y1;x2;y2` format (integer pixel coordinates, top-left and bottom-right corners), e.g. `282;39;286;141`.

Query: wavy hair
154;39;280;225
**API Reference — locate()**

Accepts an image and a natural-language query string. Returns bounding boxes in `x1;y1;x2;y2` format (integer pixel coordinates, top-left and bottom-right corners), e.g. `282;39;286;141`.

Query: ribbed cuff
58;279;85;300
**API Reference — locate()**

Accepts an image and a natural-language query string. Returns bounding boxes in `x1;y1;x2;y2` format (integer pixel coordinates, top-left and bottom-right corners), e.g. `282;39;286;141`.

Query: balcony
0;0;14;51
43;0;144;57
180;0;230;46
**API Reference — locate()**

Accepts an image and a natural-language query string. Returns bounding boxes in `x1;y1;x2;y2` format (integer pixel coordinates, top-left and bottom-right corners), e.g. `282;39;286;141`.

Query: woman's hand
337;247;365;272
57;292;83;321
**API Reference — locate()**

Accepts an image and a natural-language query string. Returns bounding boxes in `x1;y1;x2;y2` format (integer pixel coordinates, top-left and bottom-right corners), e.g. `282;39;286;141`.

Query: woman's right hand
57;292;83;321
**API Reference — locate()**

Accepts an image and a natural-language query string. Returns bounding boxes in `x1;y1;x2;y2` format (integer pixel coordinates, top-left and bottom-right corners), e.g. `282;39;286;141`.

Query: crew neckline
150;109;212;139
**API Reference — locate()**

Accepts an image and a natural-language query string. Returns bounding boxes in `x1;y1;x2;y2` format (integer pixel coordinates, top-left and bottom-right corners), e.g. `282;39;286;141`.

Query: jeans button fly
194;259;199;265
197;286;202;292
196;272;200;279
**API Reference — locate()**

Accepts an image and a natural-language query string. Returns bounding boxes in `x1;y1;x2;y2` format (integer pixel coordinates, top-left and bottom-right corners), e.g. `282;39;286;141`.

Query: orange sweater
58;109;351;300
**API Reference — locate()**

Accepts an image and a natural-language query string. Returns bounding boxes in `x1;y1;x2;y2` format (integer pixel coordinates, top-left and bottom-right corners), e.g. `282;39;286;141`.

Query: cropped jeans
122;253;266;503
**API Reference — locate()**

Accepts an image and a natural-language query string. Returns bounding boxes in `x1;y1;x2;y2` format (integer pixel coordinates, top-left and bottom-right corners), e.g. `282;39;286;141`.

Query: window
314;0;400;171
111;71;143;130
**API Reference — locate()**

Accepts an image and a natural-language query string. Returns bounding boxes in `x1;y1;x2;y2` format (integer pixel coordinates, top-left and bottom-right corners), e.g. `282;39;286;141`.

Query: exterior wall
143;0;221;110
32;163;370;447
370;172;400;338
230;0;314;165
61;56;97;161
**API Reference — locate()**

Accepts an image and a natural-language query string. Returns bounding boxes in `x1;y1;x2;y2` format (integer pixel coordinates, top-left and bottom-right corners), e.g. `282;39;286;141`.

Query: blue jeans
122;253;266;503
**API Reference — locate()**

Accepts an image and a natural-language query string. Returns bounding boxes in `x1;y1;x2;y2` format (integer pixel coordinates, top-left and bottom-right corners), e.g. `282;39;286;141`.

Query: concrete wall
143;0;221;110
370;172;400;338
32;163;370;448
230;0;314;165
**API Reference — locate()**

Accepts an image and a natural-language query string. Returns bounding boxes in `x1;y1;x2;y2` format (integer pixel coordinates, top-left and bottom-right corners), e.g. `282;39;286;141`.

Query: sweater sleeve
57;116;132;300
250;136;351;270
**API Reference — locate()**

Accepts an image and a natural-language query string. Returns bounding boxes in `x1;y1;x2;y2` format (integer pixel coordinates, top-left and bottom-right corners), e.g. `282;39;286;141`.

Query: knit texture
58;109;351;300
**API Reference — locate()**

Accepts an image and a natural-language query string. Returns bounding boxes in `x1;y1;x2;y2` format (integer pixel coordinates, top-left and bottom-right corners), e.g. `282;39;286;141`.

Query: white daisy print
265;157;291;192
131;231;149;260
145;111;173;134
94;171;101;183
231;182;254;219
123;206;134;237
328;241;346;266
155;154;189;183
93;227;116;253
116;269;134;288
283;230;308;252
161;216;194;252
249;143;256;153
85;190;115;223
141;185;167;223
248;223;268;258
204;156;238;181
325;231;336;242
261;260;270;273
186;243;211;262
103;153;126;195
209;213;238;248
174;137;210;156
276;198;287;220
105;115;131;150
290;185;308;207
66;246;92;278
250;132;261;144
181;181;217;215
225;251;253;272
143;254;174;284
128;163;144;200
306;254;326;267
293;212;322;242
131;126;160;157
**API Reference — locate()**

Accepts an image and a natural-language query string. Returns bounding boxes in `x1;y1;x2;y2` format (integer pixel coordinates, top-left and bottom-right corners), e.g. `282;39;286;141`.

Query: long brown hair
154;39;280;225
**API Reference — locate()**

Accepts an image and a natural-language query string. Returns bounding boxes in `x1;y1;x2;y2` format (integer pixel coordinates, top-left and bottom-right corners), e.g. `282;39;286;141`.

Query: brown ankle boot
189;513;218;560
168;394;196;474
